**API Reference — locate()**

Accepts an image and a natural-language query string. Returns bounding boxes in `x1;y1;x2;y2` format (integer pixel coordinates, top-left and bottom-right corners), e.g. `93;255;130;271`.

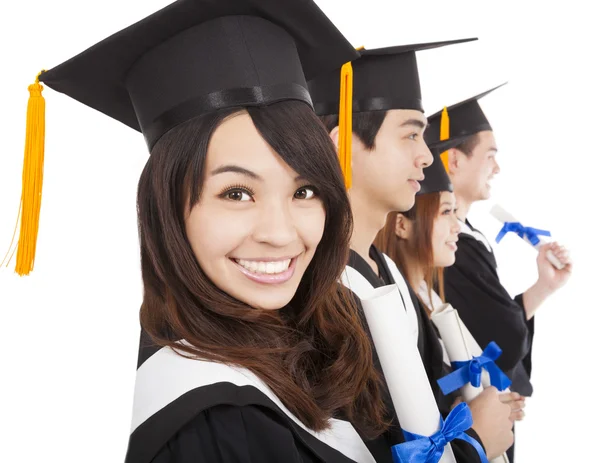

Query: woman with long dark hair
15;1;389;461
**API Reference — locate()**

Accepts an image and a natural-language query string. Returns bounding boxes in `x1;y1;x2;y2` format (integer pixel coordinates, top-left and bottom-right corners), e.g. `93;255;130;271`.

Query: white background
1;1;597;461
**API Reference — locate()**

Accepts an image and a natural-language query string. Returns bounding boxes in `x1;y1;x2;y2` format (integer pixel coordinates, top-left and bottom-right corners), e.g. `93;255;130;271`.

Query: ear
447;148;461;175
395;213;413;240
329;126;340;150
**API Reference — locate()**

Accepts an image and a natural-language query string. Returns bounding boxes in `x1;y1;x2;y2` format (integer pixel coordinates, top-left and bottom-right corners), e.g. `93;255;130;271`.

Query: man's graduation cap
424;83;507;172
308;39;478;116
425;83;508;143
6;0;360;275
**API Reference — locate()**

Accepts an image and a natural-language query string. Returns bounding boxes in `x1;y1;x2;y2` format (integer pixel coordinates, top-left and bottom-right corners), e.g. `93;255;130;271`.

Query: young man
308;42;515;463
425;85;572;461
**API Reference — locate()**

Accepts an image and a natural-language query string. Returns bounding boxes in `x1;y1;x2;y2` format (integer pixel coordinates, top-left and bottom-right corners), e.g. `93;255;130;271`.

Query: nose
493;157;501;175
417;140;434;168
451;213;461;234
252;200;298;247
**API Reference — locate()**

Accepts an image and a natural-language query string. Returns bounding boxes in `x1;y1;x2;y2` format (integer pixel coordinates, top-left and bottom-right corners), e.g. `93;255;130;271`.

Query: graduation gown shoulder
151;403;324;462
444;224;534;396
126;334;376;463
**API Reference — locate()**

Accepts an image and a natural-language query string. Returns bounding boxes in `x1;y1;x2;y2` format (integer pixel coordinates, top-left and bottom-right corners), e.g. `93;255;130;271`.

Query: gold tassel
338;61;353;190
4;72;46;276
440;106;450;172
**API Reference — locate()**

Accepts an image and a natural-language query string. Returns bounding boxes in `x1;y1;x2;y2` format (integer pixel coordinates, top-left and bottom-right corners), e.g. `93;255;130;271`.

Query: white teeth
236;258;292;275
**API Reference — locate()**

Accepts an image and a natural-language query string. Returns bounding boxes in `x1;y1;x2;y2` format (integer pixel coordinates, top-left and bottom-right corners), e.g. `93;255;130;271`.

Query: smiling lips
233;257;297;284
236;258;292;274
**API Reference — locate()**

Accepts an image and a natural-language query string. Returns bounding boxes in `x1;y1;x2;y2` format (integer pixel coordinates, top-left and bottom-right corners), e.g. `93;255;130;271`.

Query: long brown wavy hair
374;193;446;315
136;100;387;437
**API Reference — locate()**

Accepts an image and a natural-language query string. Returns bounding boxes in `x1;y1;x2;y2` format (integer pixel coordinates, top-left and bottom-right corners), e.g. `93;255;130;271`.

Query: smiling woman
134;99;389;461
5;0;393;461
180;108;326;310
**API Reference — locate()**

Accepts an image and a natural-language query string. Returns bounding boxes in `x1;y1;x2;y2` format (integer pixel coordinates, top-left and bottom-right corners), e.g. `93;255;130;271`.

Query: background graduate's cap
418;136;469;195
307;38;477;116
424;83;507;171
425;83;508;144
6;0;360;276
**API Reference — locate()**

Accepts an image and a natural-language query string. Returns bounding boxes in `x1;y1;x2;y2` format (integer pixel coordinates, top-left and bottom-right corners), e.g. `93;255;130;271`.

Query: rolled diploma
432;303;509;463
361;285;456;463
431;304;482;403
490;204;564;269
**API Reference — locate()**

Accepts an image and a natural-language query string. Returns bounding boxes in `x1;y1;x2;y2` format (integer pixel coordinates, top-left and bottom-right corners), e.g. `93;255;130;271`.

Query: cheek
432;223;445;250
185;203;249;267
295;204;326;251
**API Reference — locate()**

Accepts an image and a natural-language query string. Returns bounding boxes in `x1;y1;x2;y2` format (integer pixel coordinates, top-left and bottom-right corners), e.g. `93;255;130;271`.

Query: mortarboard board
6;0;360;276
308;38;477;116
425;82;508;147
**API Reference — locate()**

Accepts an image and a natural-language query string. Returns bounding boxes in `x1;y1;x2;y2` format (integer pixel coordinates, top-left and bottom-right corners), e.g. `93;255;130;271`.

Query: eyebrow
440;201;454;207
400;118;427;130
210;165;262;180
488;147;498;153
210;165;307;183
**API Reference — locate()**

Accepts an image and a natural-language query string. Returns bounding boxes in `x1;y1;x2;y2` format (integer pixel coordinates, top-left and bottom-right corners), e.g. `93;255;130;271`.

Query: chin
436;254;456;268
233;286;296;311
394;196;416;213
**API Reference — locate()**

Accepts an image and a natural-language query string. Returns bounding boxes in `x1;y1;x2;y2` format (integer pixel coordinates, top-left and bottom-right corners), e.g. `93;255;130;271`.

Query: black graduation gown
443;220;534;397
126;332;375;463
346;246;485;463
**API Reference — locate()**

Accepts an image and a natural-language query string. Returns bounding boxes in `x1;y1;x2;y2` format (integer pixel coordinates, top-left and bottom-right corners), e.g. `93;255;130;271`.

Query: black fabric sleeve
151;404;309;463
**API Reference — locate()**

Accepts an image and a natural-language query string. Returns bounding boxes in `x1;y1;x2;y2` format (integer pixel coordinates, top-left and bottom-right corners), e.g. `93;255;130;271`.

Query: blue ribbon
391;403;488;463
437;342;512;395
495;221;551;246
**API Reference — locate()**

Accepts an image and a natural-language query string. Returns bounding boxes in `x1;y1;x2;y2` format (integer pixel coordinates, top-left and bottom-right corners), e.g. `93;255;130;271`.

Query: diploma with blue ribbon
392;403;488;463
490;204;564;270
437;342;512;395
430;303;510;463
494;222;551;246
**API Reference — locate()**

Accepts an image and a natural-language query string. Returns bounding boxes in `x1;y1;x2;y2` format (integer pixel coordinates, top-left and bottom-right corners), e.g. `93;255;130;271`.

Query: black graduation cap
308;38;477;116
38;0;360;150
418;136;469;195
425;83;507;145
9;0;360;276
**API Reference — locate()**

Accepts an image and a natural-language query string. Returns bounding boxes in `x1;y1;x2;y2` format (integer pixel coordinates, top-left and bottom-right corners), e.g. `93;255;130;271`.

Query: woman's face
184;112;326;310
432;191;461;267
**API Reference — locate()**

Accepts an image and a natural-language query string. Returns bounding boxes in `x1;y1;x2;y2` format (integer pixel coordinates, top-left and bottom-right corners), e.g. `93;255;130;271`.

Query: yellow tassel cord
2;72;46;276
439;106;450;172
338;62;353;190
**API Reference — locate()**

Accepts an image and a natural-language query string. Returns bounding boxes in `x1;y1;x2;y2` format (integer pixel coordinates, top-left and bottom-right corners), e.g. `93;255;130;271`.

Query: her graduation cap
7;0;360;276
418;136;470;195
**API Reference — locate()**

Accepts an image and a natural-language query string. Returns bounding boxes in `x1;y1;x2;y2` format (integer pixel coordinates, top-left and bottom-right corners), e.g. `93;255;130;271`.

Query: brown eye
294;187;317;200
223;189;252;201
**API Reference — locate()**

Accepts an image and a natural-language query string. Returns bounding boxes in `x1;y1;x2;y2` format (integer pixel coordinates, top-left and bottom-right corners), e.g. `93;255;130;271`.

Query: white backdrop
1;1;597;461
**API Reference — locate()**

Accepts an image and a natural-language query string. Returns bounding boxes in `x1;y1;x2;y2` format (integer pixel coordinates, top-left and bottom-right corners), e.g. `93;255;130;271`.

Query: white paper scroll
361;285;456;463
490;204;564;269
431;303;509;463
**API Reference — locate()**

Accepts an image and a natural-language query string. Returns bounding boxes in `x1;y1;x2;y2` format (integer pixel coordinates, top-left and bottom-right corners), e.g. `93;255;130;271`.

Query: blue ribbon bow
495;221;551;246
437;342;512;395
391;402;488;463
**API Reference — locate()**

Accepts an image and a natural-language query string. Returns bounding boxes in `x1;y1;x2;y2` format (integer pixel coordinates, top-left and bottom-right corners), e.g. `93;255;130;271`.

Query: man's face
352;109;434;213
451;130;500;202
